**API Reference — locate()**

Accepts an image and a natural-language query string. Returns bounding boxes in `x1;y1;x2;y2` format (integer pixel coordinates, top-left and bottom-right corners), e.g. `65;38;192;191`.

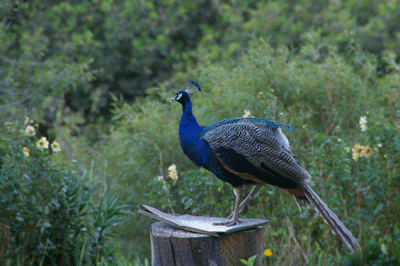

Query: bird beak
170;97;176;102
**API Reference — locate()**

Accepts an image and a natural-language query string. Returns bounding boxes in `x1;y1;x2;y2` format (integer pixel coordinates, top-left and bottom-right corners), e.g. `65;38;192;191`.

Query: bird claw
213;218;242;227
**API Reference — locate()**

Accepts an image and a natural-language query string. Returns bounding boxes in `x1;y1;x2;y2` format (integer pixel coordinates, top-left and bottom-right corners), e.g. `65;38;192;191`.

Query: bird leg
289;194;302;213
213;187;242;226
226;183;263;219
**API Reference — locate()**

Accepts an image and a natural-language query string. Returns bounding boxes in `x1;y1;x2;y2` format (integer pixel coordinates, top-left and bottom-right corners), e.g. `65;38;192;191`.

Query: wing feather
201;120;311;185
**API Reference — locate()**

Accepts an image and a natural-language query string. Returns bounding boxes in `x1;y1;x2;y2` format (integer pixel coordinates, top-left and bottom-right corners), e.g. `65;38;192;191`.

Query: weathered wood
150;222;264;266
139;204;268;236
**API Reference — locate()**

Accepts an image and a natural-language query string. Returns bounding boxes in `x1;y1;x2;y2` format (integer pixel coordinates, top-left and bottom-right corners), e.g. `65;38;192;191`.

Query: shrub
0;119;130;265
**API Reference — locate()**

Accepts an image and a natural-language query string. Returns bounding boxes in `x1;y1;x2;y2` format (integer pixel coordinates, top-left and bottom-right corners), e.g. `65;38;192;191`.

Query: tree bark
150;222;264;266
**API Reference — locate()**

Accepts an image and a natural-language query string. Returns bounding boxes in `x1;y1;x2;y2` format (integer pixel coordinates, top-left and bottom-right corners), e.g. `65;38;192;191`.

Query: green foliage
242;0;400;56
0;0;223;129
240;254;257;266
2;0;399;138
341;240;400;266
0;120;130;265
0;1;95;110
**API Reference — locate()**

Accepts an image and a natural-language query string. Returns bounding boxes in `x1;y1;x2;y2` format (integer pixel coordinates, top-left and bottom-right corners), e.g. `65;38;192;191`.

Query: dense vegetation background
1;0;399;265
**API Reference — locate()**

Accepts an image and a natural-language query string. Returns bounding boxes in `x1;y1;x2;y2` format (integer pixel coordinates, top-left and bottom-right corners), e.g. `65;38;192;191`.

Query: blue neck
179;97;202;132
178;96;208;167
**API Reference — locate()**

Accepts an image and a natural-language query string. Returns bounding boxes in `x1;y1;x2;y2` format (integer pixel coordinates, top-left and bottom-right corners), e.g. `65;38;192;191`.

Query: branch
0;97;31;111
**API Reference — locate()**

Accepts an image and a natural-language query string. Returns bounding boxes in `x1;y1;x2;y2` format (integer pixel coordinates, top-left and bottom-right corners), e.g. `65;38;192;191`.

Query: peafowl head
171;90;189;104
171;80;201;104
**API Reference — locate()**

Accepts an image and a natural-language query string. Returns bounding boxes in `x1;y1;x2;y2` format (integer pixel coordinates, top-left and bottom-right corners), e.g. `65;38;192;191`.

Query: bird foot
213;218;242;227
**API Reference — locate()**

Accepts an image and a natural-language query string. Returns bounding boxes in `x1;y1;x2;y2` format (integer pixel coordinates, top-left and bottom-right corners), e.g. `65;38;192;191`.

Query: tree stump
150;222;264;266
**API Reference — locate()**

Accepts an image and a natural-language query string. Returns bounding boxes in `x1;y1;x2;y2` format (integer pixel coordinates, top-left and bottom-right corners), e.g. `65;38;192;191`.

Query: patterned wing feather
202;120;311;185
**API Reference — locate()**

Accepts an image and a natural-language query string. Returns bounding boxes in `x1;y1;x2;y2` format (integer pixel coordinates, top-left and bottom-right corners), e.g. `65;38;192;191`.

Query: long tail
303;184;361;253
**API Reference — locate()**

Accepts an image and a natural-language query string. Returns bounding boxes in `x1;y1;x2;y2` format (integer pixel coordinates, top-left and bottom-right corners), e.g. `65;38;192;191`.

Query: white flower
360;145;372;157
23;147;30;157
51;141;61;152
352;143;372;161
24;125;36;137
352;143;362;161
36;137;49;150
359;116;367;131
242;110;251;118
168;164;178;181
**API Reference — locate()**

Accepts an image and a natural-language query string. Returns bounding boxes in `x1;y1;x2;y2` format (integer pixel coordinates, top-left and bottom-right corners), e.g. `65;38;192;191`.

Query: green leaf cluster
2;0;399;134
0;120;130;265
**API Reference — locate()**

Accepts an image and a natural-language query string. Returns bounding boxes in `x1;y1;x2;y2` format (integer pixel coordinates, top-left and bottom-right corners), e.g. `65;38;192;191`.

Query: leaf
239;259;248;265
248;255;257;265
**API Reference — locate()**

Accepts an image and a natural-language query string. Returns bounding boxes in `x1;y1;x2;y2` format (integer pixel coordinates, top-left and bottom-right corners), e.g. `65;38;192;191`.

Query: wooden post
150;222;264;266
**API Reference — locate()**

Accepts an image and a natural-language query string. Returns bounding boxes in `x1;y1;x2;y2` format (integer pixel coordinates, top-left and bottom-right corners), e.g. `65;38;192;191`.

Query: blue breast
179;128;210;167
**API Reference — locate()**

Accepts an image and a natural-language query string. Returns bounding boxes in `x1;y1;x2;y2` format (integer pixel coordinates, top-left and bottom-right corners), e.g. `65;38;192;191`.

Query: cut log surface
150;222;264;266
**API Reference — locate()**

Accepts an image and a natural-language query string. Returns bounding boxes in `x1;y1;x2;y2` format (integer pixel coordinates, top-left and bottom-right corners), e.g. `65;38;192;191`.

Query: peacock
171;80;360;252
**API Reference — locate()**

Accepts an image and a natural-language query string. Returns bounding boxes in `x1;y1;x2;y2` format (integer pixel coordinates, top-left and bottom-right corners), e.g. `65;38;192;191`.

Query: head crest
185;80;201;94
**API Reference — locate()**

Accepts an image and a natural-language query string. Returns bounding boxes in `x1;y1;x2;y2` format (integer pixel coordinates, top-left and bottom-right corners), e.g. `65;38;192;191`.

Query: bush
0;119;130;265
3;0;399;139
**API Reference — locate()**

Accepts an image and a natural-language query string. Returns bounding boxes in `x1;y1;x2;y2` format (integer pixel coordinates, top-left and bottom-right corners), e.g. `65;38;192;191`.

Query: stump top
139;204;268;237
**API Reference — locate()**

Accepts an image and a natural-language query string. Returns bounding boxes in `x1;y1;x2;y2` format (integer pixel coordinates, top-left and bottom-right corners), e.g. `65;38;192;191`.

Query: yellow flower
25;117;30;125
264;249;272;257
23;147;30;157
36;137;49;150
51;141;61;152
24;125;36;137
158;175;164;181
257;92;263;99
359;116;367;131
168;164;178;181
242;109;251;118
